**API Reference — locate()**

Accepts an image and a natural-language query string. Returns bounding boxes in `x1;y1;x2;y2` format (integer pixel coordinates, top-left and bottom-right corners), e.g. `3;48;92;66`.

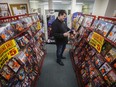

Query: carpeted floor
37;44;78;87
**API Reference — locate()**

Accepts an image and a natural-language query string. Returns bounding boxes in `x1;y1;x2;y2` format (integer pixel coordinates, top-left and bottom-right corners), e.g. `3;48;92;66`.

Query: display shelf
70;12;116;87
69;49;84;87
39;51;46;73
98;16;116;23
0;13;40;46
69;49;76;71
0;13;45;87
84;14;96;24
85;24;116;47
33;50;46;87
93;30;116;47
0;23;33;46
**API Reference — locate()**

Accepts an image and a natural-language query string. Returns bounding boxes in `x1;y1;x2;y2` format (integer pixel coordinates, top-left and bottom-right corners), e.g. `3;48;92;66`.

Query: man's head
58;10;67;21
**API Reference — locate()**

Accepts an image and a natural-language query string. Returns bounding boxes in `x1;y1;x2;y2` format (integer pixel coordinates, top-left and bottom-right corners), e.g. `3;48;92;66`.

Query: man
51;10;70;66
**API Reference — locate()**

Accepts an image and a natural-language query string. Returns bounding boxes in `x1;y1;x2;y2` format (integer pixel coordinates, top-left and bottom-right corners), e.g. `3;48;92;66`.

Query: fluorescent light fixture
29;0;39;2
62;1;71;4
43;2;48;5
76;3;84;5
53;1;62;3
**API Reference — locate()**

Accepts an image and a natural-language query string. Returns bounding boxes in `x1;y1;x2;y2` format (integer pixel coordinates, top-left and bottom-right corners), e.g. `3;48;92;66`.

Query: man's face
59;13;66;21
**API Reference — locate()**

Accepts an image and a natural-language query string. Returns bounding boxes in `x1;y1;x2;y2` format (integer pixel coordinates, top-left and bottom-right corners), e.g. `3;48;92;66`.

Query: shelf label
0;40;19;69
37;21;41;30
0;39;16;56
7;47;19;59
0;46;19;69
89;32;104;53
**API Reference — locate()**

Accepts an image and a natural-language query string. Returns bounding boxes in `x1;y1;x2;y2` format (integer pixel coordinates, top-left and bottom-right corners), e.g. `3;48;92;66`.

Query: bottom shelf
69;49;84;87
34;50;46;87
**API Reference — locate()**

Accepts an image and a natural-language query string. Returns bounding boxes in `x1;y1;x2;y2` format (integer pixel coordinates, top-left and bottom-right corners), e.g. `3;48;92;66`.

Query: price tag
0;39;17;56
37;21;41;30
89;32;104;53
7;47;19;58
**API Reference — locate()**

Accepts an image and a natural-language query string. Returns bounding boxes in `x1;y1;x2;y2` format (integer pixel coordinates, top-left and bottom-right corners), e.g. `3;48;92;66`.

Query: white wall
105;0;116;17
0;0;30;15
92;0;109;16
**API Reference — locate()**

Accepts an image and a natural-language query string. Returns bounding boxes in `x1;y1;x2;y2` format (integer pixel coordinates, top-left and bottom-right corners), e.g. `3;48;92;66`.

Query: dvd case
107;25;116;42
8;58;20;73
0;66;14;80
101;41;112;56
99;62;112;76
102;22;113;36
93;54;104;68
107;70;116;83
105;48;116;63
83;16;94;27
11;20;24;33
0;26;11;41
15;51;27;64
91;20;99;29
78;16;84;24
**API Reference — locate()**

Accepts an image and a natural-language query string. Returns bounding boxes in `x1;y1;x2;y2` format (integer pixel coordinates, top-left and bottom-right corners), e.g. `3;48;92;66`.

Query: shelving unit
0;13;46;87
70;13;116;87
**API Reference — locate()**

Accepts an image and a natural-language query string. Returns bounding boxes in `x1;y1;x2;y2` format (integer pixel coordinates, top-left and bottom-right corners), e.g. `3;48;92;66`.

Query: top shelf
98;16;116;23
0;13;38;23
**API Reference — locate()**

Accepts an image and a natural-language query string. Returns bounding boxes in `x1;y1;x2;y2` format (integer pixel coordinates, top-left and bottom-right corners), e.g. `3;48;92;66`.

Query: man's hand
63;32;69;37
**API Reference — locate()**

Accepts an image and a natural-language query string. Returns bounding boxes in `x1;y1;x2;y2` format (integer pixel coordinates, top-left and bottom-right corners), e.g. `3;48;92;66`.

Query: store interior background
0;0;116;41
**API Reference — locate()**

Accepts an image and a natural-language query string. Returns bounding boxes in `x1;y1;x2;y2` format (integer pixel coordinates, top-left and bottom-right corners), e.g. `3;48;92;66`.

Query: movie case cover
0;66;14;80
15;51;27;64
10;20;24;33
105;48;116;63
91;20;99;29
99;62;112;76
107;70;116;83
107;25;116;43
8;58;21;73
101;22;113;36
101;41;112;56
0;26;11;41
83;16;93;27
78;16;84;24
93;54;105;68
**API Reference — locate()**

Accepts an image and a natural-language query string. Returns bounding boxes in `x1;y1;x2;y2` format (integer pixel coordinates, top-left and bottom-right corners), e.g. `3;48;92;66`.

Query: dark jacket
51;18;70;44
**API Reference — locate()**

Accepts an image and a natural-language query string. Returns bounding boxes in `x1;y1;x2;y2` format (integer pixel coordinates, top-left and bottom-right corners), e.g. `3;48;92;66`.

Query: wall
0;0;30;15
92;0;109;16
105;0;116;17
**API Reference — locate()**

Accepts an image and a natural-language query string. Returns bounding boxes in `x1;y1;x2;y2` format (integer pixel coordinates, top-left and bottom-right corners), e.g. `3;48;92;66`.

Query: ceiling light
53;1;62;3
76;3;84;5
62;1;71;4
29;1;39;2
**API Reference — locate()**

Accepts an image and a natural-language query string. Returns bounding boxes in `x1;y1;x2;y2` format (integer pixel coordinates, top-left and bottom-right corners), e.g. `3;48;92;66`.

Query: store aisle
37;44;78;87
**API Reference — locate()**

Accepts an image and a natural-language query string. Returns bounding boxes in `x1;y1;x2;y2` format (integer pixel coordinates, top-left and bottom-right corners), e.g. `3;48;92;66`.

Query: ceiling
30;0;95;3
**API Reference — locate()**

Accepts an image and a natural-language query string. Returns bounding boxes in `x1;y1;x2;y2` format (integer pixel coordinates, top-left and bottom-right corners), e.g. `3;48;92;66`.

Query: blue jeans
56;43;66;62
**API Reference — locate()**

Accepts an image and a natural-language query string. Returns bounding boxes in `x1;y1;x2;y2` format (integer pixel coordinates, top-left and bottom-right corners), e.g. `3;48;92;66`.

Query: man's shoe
56;61;64;66
61;57;66;59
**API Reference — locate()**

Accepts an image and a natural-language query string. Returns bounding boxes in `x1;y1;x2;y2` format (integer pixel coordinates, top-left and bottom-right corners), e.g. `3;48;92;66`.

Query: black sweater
51;18;70;44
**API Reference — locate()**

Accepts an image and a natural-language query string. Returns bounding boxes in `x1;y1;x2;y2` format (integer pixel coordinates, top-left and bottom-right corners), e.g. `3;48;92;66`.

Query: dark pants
56;43;66;62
